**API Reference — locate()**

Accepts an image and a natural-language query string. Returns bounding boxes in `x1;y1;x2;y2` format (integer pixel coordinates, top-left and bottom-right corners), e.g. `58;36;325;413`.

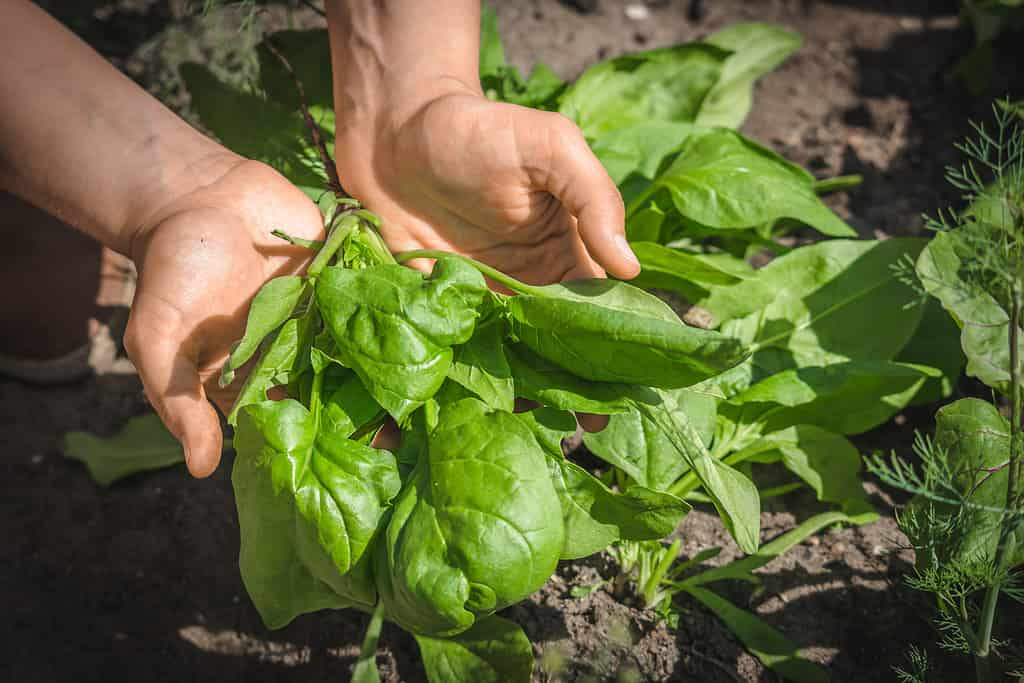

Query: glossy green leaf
228;316;311;425
559;45;728;139
685;587;828;683
375;398;563;636
505;343;640;415
636;392;761;553
696;23;802;129
317;259;487;422
320;370;382;438
642;128;854;237
220;276;305;387
916;230;1023;393
629;241;753;297
590;121;694;186
63;413;184;486
507;278;748;388
518;408;690;558
584;388;716;490
415;615;533;683
710;239;927;382
719;361;939;439
447;320;515;413
233;398;401;629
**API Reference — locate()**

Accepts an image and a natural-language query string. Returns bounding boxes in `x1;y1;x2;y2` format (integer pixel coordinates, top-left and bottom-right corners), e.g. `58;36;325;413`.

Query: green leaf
642;128;854;237
731;425;876;517
684;587;828;683
351;604;385;683
63;413;184;486
629;241;753;297
447;319;515;412
719;361;939;438
505;343;641;415
590;121;694;186
415;615;533;683
316;259;487;422
916;230;1023;394
227;316;310;425
558;45;729;139
518;408;690;558
894;295;965;405
584;387;716;491
636;392;761;554
320;370;382;437
507;278;748;388
233;399;401;629
696;23;802;129
907;398;1022;568
220;276;305;387
180;62;326;188
708;239;928;384
375;398;564;636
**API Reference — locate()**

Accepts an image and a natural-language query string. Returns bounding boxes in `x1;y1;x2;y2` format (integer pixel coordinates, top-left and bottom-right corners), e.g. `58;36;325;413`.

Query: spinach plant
869;100;1024;682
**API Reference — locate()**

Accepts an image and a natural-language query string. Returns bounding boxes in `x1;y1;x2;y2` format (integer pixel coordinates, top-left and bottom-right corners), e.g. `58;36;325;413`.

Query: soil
4;1;1023;682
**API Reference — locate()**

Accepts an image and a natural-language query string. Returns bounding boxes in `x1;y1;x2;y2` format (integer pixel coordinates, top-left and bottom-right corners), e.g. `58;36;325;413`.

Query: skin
0;1;635;476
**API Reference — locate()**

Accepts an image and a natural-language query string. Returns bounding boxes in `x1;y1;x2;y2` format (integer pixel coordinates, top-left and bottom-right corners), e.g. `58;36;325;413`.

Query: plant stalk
395;249;547;296
973;287;1022;682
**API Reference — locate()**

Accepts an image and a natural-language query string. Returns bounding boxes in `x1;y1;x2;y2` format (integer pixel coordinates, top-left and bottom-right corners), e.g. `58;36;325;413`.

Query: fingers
533;113;640;280
125;301;223;479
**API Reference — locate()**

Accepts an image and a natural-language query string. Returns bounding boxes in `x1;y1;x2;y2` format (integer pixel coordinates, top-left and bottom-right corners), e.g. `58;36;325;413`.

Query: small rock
808;536;820;546
831;542;847;556
625;4;650;21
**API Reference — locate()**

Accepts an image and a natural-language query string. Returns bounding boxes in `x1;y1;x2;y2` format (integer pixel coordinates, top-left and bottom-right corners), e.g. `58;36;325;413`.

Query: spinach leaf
629;241;753;298
447;319;515;413
894;295;966;405
63;413;184;486
906;398;1022;568
583;388;717;490
636;128;854;238
375;398;564;636
415;615;533;683
220;275;305;387
507;278;748;388
730;425;876;517
916;230;1023;394
505;343;640;414
233;398;401;628
316;258;487;422
590;121;694;186
558;45;728;139
320;370;382;438
719;361;939;439
228;316;311;425
711;239;927;379
696;23;802;129
517;408;691;559
478;3;506;82
636;392;761;554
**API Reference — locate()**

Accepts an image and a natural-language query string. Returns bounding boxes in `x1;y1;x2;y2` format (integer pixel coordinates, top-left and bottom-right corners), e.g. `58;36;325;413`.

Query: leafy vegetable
415;614;533;683
63;413;184;486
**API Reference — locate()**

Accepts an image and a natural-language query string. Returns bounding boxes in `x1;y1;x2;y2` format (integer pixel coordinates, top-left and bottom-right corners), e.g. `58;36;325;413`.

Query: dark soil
4;1;1023;682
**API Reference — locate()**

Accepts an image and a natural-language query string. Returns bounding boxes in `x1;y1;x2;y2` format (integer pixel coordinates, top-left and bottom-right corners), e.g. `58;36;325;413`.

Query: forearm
0;1;236;256
325;0;483;138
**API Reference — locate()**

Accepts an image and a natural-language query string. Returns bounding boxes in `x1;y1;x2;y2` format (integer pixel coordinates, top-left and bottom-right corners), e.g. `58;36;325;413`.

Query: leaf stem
308;213;358;276
974;287;1022;682
271;229;324;250
813;175;863;194
394;249;547;296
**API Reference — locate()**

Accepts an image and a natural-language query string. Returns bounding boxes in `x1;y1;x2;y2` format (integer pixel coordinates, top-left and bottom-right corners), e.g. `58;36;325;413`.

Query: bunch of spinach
869;101;1023;683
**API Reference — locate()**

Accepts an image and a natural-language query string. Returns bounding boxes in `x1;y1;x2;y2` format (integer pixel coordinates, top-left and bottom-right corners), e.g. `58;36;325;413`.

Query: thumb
124;302;224;478
531;112;640;280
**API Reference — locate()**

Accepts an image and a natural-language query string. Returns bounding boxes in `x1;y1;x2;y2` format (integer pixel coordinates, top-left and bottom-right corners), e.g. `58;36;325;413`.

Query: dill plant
869;99;1024;682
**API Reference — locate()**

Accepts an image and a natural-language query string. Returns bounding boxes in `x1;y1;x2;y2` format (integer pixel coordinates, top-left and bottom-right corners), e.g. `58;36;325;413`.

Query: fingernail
614;234;640;267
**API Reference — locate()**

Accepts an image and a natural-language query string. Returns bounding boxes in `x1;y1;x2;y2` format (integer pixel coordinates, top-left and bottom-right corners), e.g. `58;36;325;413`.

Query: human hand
334;82;640;285
124;156;324;477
